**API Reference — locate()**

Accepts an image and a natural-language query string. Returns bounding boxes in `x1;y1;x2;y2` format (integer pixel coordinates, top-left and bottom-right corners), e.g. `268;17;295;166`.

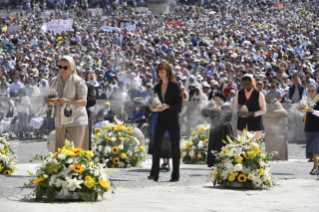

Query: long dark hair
156;61;175;83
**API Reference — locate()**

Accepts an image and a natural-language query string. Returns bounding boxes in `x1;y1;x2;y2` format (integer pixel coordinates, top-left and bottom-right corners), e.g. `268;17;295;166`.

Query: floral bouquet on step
23;140;115;202
0;135;17;176
181;125;209;164
207;130;277;190
92;117;144;168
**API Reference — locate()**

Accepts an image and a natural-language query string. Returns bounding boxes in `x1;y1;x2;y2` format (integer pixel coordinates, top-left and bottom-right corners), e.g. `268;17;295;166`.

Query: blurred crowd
0;0;317;110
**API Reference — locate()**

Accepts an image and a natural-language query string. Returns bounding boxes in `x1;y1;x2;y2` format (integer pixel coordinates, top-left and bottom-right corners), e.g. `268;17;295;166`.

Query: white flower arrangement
208;130;278;189
23;140;115;202
0;134;17;176
181;125;209;164
92;117;144;168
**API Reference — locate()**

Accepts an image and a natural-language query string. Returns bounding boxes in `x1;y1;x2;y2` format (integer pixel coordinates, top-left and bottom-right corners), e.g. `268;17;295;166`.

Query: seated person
0;100;17;132
96;101;115;123
29;101;48;133
129;103;146;128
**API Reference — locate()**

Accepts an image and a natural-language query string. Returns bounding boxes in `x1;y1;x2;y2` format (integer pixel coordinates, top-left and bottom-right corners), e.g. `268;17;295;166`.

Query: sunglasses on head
59;65;69;70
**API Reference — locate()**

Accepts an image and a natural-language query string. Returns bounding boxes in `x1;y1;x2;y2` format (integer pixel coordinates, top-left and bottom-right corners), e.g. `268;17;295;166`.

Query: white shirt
17;96;31;114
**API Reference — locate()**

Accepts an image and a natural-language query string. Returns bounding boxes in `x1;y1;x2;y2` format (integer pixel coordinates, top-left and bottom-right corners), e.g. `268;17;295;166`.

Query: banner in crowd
166;21;181;26
100;26;119;32
119;21;134;29
41;20;73;34
7;25;19;32
1;26;7;32
126;24;136;32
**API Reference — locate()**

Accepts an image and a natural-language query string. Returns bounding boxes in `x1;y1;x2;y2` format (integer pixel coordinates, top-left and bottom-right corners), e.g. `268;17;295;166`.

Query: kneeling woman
298;84;319;175
202;92;233;168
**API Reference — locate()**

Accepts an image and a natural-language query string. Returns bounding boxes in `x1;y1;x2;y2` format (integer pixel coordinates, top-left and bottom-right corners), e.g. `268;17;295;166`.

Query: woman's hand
306;108;314;113
53;98;69;105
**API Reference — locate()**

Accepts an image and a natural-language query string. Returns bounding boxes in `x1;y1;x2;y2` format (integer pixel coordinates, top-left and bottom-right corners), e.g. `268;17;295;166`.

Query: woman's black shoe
147;176;158;181
162;163;170;172
169;178;179;182
159;163;165;171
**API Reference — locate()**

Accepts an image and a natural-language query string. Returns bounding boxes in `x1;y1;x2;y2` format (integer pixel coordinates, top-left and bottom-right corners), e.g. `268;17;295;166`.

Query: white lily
57;180;69;197
67;178;83;191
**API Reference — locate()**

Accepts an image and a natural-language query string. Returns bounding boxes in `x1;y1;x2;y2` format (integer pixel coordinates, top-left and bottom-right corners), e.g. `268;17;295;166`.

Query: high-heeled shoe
147;176;158;181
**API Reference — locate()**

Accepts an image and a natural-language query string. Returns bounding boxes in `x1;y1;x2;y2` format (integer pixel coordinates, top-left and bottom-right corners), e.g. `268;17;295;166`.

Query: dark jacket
154;81;182;120
86;82;96;119
289;84;305;101
237;89;264;131
305;101;319;132
96;108;116;123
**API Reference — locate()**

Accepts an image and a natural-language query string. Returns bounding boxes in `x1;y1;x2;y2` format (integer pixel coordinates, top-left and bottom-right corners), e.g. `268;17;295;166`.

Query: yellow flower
0;163;3;172
119;125;127;131
4;170;11;175
182;156;185;161
259;153;266;158
247;151;256;159
84;176;96;189
254;147;260;153
111;146;119;154
119;137;125;141
61;147;76;157
12;166;15;174
73;148;83;156
243;154;250;160
191;155;196;160
183;146;188;150
237;174;247;183
228;172;236;182
140;146;145;152
204;138;208;146
214;173;220;179
2;140;7;147
204;139;208;146
235;156;243;164
43;166;46;170
94;128;101;132
188;147;192;150
106;137;111;141
72;164;84;174
191;131;197;136
33;176;45;185
0;149;5;154
99;180;111;191
128;129;133;134
258;168;265;176
49;164;59;174
121;153;127;159
126;135;132;139
105;125;112;131
53;148;62;157
84;151;94;159
96;133;102;138
198;126;205;132
137;155;141;162
267;178;271;183
113;158;120;164
187;141;193;146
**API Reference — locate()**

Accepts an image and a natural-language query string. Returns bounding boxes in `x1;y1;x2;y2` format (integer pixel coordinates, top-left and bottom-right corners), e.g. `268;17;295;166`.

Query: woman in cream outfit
48;56;88;151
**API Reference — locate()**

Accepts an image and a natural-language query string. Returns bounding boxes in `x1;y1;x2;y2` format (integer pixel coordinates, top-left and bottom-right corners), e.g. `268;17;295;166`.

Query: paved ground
0;137;318;212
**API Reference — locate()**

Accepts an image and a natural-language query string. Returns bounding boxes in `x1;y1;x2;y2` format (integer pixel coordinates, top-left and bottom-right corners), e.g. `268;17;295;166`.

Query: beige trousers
55;125;89;151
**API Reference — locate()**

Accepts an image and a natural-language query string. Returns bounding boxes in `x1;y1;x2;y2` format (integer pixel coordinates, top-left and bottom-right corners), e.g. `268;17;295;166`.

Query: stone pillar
264;100;288;160
47;130;56;153
147;0;170;14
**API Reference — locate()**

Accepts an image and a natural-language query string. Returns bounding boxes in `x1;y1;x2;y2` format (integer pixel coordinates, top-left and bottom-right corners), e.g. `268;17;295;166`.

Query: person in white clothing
29;101;48;132
16;89;31;139
0;100;17;132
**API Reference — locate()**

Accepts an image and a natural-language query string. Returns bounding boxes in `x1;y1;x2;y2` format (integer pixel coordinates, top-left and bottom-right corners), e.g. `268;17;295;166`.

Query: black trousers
150;117;180;179
88;112;92;150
